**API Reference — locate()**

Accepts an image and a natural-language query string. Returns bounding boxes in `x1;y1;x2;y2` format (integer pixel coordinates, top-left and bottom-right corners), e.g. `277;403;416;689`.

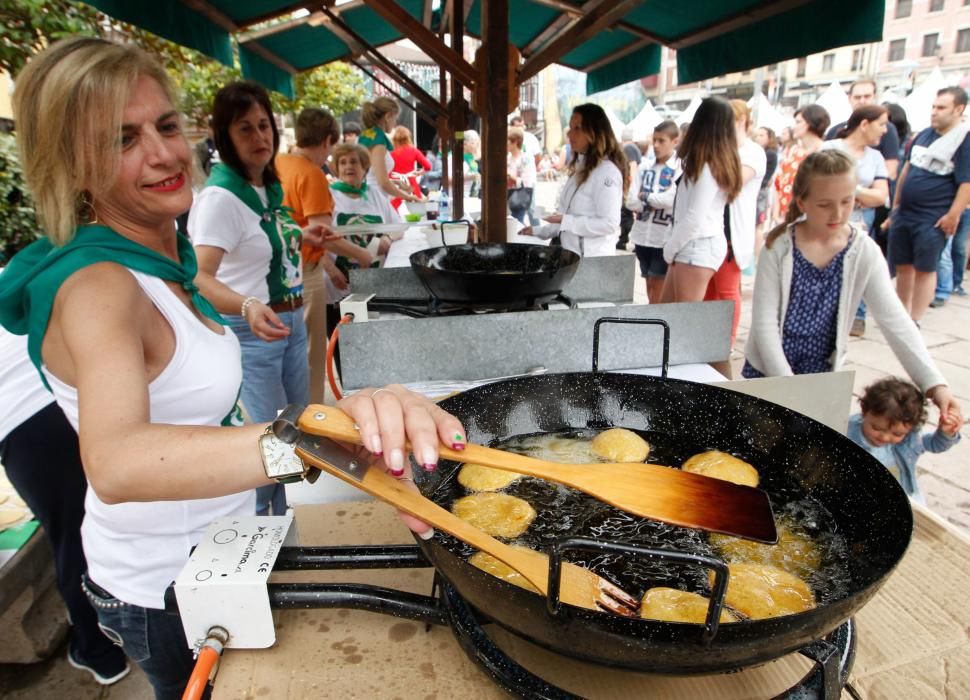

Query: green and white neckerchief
330;180;369;199
0;224;224;380
205;163;303;303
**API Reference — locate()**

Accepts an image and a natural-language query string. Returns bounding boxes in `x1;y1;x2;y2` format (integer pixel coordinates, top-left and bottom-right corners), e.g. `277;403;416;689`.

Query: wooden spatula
292;432;641;617
298;405;777;543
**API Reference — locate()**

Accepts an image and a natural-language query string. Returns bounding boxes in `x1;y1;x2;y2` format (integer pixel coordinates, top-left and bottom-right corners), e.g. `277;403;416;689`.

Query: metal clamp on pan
546;538;730;643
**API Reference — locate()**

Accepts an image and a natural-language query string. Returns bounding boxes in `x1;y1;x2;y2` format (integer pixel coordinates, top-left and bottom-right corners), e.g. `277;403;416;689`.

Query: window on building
958;28;970;52
896;0;912;17
930;0;945;10
889;38;907;61
922;33;941;56
822;53;835;72
796;57;807;78
851;48;865;71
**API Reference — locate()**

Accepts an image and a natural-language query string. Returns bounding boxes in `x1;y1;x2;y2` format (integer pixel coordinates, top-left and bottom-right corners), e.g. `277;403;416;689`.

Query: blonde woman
0;37;464;696
359;96;420;206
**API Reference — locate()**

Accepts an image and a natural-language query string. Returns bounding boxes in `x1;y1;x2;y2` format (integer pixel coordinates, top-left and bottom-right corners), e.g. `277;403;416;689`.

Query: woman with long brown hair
660;97;743;302
521;103;627;256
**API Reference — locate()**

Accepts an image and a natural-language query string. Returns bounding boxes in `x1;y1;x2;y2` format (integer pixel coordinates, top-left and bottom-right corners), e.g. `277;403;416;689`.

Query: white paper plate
331;222;410;237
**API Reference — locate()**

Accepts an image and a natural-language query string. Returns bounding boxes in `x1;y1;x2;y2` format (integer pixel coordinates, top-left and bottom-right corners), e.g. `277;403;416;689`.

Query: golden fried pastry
711;562;815;619
469;548;541;593
682;450;759;487
590;428;650;463
640;587;738;624
452;492;537;538
457;463;522;492
709;519;821;579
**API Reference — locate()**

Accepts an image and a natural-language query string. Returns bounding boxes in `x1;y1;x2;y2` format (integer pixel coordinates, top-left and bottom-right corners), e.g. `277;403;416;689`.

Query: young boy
624;120;681;303
848;377;962;504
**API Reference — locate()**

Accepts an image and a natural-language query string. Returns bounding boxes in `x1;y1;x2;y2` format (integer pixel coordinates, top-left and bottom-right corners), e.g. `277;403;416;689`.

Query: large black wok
409;243;580;307
411;371;912;674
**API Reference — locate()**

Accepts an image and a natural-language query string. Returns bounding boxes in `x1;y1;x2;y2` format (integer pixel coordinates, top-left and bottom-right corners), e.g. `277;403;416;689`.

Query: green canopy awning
84;0;885;98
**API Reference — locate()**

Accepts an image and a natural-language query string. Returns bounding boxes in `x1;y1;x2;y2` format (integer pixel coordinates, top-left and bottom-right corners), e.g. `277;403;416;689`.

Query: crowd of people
0;35;965;700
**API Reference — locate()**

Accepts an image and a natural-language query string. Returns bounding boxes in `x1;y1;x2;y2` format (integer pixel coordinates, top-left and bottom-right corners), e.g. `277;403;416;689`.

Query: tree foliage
0;0;100;76
0;132;39;263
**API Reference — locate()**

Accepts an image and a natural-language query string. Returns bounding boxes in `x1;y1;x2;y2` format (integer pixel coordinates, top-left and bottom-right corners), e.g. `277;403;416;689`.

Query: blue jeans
936;210;970;299
228;308;309;515
83;574;208;700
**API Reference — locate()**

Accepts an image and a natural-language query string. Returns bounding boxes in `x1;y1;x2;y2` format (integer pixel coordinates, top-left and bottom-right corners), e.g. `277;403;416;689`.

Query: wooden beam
320;8;445;117
350;59;436;125
179;0;239;31
361;0;477;87
583;36;654;73
518;0;645;84
527;0;665;45
668;0;815;49
422;0;434;28
479;0;509;243
449;0;465;217
239;40;299;75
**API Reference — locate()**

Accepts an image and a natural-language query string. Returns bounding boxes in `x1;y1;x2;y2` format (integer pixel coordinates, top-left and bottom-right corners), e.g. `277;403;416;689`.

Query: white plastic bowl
405;200;427;216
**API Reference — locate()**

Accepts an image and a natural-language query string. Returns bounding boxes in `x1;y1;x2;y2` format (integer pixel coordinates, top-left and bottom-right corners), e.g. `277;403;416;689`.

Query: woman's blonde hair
765;149;856;248
12;37;178;245
361;97;399;129
331;143;370;178
730;98;752;132
391;125;413;147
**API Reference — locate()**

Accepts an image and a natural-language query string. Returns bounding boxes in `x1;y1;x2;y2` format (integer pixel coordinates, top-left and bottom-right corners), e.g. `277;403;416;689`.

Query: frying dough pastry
711;562;815;619
640;587;738;624
469;548;541;593
452;493;537;538
457;463;522;492
590;428;650;463
709;519;821;579
682;450;759;487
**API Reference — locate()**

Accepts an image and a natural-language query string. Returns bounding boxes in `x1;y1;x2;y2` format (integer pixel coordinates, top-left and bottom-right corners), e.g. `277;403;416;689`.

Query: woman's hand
302;223;338;248
543;213;563;224
338;385;467;537
927;385;964;433
377;236;393;257
354;248;375;269
518;225;533;236
244;301;290;342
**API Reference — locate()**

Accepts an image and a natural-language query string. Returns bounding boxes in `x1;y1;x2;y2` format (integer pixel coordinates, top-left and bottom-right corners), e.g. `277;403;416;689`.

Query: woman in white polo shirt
521;103;627;256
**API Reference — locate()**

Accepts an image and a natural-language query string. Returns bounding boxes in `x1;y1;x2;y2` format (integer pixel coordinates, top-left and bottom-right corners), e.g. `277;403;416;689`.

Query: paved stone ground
3;181;966;696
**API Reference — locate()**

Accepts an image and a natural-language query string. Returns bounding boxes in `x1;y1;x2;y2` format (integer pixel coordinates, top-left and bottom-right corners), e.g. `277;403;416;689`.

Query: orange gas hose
326;313;354;401
181;645;220;700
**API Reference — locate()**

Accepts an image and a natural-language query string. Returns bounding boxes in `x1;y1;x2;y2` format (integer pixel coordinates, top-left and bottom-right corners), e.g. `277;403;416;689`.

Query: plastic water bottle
438;188;451;222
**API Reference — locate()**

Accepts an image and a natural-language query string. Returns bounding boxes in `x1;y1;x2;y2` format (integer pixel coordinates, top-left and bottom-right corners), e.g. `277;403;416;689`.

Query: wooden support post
479;0;509;243
450;0;465;220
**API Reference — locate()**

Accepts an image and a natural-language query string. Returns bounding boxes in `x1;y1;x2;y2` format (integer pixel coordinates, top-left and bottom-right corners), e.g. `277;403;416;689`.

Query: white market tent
747;93;791;133
602;106;627;140
625;99;662;141
879;88;901;104
815;80;852;126
900;66;946;131
680;95;704;124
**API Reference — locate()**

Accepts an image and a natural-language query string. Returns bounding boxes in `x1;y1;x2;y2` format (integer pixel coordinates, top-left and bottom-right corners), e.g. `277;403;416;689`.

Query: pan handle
547;538;729;644
592;317;670;379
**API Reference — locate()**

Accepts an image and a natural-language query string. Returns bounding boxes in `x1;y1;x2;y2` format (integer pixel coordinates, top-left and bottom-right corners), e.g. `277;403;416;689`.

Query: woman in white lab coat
521;103;627;256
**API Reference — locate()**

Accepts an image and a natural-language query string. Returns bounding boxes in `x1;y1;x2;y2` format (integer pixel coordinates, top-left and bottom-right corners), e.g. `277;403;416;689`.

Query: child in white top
625;120;681;302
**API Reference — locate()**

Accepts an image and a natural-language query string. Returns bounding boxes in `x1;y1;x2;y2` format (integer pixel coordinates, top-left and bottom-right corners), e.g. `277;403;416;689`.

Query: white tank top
44;270;254;609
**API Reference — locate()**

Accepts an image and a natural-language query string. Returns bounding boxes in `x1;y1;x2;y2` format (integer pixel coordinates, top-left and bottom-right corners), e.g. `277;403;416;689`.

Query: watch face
259;433;305;479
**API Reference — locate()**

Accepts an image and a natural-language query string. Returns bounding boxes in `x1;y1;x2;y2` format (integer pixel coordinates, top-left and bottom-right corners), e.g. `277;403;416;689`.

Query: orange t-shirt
276;152;334;265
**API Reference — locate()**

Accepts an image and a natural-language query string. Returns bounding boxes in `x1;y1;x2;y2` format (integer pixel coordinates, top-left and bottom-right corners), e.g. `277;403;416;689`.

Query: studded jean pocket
81;574;151;663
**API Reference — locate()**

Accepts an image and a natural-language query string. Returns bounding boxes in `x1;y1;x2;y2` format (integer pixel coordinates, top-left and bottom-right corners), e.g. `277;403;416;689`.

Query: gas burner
368;293;577;317
225;544;858;700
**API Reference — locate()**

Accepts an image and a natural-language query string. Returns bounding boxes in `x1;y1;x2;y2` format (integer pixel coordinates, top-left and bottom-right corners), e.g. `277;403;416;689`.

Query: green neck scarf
0;224;223;378
205;163;302;303
330;180;368;199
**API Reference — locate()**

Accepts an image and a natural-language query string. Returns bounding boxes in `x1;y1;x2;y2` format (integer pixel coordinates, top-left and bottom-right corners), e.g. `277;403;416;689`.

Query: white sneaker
67;648;131;686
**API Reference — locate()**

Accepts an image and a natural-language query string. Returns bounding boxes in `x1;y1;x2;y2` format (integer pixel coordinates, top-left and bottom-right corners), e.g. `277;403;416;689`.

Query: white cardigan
744;225;947;392
533;157;622;257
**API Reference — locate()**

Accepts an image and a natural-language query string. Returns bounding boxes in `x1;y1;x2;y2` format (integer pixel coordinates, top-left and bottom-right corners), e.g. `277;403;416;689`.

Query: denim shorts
634;244;668;278
82;574;202;700
672;235;727;271
888;217;948;273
